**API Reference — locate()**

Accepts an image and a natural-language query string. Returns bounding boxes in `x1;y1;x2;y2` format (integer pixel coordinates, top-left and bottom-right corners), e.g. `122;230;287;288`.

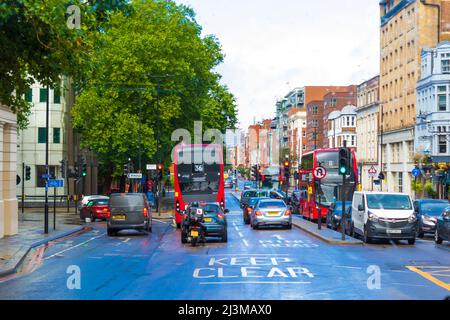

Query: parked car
80;197;110;222
78;195;109;213
192;202;229;242
414;199;450;238
249;199;292;230
240;189;270;208
289;191;301;214
435;206;450;244
326;201;352;231
224;178;233;188
269;190;288;203
107;193;152;236
351;192;417;244
243;196;270;224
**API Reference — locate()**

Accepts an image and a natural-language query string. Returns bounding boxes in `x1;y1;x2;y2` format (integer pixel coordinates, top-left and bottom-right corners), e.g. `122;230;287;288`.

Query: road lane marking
242;239;249;247
44;233;106;260
238;232;244;238
200;281;311;285
123;238;130;243
335;265;363;270
234;226;239;231
406;266;450;291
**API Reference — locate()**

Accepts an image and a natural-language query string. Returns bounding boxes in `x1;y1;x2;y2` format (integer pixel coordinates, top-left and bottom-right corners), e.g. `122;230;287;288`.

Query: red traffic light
284;161;290;167
157;164;163;170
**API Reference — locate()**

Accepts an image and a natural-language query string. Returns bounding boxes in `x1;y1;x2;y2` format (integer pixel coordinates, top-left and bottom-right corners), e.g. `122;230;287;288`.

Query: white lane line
334;265;363;270
238;232;244;238
153;219;170;224
211;253;289;256
200;281;311;285
390;283;430;288
44;233;106;260
242;239;249;247
234;226;239;231
123;238;130;243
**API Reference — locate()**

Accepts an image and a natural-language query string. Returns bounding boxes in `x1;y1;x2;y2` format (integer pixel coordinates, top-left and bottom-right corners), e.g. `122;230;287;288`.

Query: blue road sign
412;168;421;178
48;179;64;188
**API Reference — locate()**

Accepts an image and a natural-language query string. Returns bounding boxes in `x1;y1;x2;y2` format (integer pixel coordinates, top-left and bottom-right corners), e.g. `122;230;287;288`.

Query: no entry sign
313;166;327;180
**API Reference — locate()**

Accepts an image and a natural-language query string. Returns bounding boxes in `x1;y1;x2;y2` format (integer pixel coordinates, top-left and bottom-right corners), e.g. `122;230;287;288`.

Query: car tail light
246;207;252;213
143;207;148;217
255;210;262;216
218;213;225;219
176;201;180;213
285;210;291;216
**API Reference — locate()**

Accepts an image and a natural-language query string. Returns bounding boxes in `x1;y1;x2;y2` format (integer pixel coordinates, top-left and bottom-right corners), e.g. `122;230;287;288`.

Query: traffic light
79;156;87;177
60;160;66;178
283;160;290;178
74;163;79;178
338;148;351;176
25;166;31;181
124;163;129;176
257;166;263;181
157;164;163;180
251;165;258;180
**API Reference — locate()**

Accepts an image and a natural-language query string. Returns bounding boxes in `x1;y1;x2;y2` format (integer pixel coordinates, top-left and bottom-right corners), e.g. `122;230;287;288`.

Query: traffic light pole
44;85;49;234
21;162;25;217
341;140;348;241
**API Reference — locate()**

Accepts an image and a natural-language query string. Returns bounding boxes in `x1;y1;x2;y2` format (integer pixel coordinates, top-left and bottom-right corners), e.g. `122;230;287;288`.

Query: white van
350;192;417;244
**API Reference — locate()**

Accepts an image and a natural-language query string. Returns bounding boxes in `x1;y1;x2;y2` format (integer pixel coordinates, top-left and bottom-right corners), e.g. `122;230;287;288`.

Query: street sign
412;168;421;178
47;179;64;188
146;164;157;170
368;166;378;177
128;173;143;179
313;166;327;180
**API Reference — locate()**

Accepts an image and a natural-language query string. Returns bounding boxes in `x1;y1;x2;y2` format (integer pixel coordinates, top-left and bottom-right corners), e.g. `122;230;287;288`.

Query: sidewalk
0;210;87;277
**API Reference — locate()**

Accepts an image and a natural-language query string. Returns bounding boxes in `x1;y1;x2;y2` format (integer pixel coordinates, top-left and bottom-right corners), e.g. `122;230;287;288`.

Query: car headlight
408;214;417;223
333;214;341;220
368;211;379;222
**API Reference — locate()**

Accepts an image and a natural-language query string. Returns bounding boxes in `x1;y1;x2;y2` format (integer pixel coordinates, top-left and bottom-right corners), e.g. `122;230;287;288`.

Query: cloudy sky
176;0;381;129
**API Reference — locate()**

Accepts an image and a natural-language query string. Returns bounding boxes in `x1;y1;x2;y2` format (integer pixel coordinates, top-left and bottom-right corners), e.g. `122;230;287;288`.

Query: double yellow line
406;266;450;291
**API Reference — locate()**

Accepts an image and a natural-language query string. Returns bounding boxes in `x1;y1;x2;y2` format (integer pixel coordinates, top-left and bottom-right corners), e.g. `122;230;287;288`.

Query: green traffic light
82;172;87;177
339;166;347;175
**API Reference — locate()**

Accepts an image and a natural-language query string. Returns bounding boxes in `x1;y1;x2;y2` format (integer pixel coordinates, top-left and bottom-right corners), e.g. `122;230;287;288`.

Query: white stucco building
0;104;18;238
327;105;357;149
415;41;450;162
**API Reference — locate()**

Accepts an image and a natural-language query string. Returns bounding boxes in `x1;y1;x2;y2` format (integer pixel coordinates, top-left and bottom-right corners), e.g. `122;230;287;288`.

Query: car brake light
218;214;225;219
143;207;148;217
285;210;291;216
247;207;252;213
255;210;262;216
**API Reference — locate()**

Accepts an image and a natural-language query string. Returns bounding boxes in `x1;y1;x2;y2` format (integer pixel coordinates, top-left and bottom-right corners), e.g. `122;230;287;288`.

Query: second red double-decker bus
173;144;225;228
298;148;358;221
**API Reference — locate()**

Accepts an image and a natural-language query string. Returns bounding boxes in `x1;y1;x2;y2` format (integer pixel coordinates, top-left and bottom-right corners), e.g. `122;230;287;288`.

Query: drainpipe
420;0;441;43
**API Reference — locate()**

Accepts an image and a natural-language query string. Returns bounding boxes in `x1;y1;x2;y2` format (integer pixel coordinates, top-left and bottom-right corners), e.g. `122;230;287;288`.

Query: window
54;87;61;104
438;94;447;111
398;172;403;193
439;135;447;154
331;98;337;108
351;135;356;146
36;165;56;188
25;88;32;102
39;88;48;103
38;128;47;143
442;55;450;74
53;128;61;144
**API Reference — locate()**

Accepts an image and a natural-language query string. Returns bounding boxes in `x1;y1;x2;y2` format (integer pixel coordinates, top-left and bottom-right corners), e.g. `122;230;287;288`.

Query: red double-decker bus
173;144;225;228
298;148;358;221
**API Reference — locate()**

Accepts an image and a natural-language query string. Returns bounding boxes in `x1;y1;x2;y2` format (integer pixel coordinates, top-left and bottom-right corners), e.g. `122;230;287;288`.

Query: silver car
250;199;292;230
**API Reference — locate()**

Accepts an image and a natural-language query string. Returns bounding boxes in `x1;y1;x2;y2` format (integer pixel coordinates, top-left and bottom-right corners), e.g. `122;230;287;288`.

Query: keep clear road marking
406;266;450;291
44;233;106;260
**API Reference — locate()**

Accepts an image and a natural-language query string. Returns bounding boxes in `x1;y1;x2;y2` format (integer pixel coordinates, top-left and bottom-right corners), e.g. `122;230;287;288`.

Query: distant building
326;105;357;150
356;76;380;191
0;104;18;238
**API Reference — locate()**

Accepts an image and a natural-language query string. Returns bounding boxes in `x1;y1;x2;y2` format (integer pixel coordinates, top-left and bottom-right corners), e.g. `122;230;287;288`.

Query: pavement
0;210;86;277
0;190;449;299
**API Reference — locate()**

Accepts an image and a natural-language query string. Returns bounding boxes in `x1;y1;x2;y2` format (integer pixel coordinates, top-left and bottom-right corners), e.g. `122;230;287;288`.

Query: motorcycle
181;204;207;246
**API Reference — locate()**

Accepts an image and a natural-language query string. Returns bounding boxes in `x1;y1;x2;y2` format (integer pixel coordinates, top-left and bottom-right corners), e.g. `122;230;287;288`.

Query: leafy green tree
71;0;237;189
0;0;130;128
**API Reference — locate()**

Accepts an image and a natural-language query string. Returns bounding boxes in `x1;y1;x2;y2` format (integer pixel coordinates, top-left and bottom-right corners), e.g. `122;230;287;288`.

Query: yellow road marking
406;266;450;291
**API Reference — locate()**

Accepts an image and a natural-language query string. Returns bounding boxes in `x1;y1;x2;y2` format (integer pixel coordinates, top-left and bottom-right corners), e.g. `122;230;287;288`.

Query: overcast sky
176;0;380;129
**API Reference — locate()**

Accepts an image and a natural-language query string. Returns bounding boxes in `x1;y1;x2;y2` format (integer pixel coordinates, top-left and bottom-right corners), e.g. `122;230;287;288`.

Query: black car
326;201;352;231
289;190;301;214
435;206;450;244
414;199;450;238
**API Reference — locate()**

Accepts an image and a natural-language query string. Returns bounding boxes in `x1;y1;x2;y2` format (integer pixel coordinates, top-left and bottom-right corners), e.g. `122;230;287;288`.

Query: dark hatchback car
414;199;450;238
107;193;152;236
435;207;450;244
326;201;352;231
243;197;270;224
182;202;228;242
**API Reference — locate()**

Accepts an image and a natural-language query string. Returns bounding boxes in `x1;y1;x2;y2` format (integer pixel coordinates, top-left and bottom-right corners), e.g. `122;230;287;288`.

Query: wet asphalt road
0;190;449;300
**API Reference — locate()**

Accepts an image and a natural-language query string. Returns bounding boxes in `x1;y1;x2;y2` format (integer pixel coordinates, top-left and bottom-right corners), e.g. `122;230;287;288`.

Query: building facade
326;105;357;150
356;76;381;191
379;0;450;194
0;105;18;238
